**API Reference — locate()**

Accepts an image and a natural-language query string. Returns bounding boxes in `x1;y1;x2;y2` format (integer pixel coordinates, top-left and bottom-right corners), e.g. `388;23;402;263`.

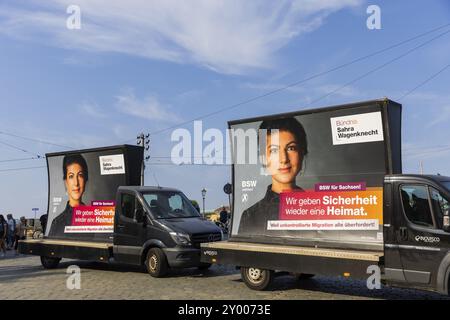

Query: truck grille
191;233;222;248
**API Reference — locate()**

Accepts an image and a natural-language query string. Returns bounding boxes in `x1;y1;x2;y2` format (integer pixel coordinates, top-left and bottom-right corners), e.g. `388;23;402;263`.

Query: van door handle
117;224;125;228
399;227;408;241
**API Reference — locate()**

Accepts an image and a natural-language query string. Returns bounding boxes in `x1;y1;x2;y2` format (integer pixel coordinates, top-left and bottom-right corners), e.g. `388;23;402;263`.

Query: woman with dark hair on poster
48;154;88;237
238;117;308;235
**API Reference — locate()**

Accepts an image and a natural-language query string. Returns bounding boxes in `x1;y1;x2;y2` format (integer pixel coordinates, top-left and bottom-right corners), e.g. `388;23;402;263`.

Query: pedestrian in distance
0;215;7;257
40;213;48;235
6;214;16;250
14;217;28;255
219;206;228;225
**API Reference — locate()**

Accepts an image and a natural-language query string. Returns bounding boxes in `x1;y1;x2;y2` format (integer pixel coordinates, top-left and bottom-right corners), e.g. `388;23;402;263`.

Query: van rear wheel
40;256;61;269
241;266;274;291
145;248;168;277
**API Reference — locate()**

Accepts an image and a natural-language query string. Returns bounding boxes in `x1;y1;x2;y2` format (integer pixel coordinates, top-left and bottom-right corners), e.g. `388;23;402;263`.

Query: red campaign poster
64;202;115;233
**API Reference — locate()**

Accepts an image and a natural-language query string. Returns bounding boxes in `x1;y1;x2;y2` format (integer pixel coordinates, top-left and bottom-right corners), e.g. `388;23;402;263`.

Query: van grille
191;233;222;248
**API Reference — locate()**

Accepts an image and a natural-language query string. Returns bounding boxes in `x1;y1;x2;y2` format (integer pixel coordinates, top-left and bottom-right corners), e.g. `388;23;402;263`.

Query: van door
114;192;145;265
395;184;447;287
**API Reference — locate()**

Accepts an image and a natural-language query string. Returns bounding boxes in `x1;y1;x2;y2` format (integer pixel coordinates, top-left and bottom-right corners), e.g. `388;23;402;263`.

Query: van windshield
142;191;201;219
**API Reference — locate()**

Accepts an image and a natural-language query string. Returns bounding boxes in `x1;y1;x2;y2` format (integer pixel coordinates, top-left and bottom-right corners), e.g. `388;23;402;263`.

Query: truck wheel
145;248;168;277
241;267;274;291
198;263;212;270
40;256;61;269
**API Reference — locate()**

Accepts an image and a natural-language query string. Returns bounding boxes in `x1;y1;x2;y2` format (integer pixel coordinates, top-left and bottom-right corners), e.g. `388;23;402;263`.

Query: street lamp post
32;208;39;231
201;188;207;217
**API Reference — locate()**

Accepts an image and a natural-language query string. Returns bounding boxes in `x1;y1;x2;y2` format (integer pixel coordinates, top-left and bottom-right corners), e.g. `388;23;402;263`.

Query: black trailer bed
201;241;383;279
19;239;113;262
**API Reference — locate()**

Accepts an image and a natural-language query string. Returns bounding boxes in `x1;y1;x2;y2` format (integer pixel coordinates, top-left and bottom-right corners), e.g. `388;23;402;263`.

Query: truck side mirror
135;208;145;224
443;209;450;232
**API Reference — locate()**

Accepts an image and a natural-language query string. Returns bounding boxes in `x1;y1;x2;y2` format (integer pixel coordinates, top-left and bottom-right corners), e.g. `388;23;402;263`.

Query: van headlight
169;232;191;245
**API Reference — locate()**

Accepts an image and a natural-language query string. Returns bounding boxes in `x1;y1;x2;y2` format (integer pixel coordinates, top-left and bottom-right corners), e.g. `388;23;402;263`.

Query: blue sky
0;0;450;218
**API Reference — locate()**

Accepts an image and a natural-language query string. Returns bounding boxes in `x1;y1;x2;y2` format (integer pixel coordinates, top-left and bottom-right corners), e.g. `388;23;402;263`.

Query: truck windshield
142;191;201;219
443;182;450;192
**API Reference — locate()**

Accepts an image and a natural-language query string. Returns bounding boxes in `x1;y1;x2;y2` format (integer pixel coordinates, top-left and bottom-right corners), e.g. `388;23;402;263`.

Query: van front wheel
145;248;168;277
241;266;274;291
40;256;61;269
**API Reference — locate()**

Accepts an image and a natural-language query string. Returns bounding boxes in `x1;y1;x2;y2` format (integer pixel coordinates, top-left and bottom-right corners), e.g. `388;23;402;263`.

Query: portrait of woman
238;117;308;235
48;154;88;237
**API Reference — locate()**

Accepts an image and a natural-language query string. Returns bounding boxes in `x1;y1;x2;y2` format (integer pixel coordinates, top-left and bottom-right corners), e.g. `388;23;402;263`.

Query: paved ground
0;250;448;300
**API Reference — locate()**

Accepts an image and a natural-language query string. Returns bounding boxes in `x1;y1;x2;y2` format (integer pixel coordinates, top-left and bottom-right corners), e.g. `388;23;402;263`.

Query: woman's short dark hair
63;154;89;181
258;117;308;157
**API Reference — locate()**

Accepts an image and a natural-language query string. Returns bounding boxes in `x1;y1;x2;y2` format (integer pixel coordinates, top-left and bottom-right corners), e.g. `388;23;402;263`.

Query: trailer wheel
145;248;168;277
241;267;274;291
40;256;61;269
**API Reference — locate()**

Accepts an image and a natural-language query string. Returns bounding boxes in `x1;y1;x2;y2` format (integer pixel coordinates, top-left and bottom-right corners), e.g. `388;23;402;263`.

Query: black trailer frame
20;239;112;262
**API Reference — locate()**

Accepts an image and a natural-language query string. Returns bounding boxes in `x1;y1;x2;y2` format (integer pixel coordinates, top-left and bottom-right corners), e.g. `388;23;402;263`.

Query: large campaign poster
230;101;401;250
45;146;142;242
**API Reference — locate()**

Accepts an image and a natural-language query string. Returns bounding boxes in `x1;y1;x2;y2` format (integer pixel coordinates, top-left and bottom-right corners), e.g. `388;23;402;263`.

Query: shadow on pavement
246;273;450;300
57;259;239;279
0;264;61;283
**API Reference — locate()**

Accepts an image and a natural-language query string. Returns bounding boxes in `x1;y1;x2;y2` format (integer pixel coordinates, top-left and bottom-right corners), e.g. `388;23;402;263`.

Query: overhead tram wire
304;28;450;107
2;24;449;170
0;166;46;173
397;62;450;101
403;145;450;157
0;139;44;158
0;131;74;150
146;162;229;167
121;21;450;143
0;156;44;163
144;28;450;168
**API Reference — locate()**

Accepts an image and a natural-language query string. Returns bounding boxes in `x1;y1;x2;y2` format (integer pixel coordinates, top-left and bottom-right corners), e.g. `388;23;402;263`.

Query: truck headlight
169;232;191;246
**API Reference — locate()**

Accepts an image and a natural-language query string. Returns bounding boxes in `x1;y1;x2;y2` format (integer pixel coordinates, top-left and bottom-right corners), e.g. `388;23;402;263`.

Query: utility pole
420;160;424;175
137;133;150;186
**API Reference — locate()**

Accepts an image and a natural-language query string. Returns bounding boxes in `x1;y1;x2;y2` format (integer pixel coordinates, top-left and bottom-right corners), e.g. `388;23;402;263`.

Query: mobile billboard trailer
19;145;222;275
20;145;143;264
201;99;450;294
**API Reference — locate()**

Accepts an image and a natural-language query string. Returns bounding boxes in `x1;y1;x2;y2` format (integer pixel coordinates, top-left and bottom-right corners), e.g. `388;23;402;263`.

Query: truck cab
112;186;223;277
19;185;222;277
383;174;450;294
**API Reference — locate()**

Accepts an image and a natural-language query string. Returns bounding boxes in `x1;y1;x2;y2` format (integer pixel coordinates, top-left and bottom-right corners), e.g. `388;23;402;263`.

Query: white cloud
241;81;359;98
0;0;361;74
115;89;181;122
79;102;107;118
427;105;450;127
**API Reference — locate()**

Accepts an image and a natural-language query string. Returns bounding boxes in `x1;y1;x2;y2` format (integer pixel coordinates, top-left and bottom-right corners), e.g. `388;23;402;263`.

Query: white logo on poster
330;112;384;145
99;154;125;175
242;193;248;203
242;180;257;192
